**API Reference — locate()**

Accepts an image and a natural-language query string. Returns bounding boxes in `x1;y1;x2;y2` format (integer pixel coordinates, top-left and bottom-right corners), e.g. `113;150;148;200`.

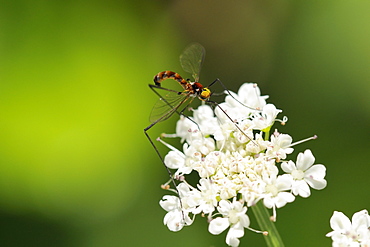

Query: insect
149;43;212;125
144;43;255;191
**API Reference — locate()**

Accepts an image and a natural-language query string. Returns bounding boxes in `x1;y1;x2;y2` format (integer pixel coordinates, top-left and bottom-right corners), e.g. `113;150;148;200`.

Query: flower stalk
251;201;285;247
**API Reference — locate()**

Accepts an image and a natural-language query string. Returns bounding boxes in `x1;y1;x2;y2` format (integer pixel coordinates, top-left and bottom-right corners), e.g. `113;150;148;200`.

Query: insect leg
144;126;191;225
208;78;262;111
208;100;257;145
149;84;202;133
144;123;178;190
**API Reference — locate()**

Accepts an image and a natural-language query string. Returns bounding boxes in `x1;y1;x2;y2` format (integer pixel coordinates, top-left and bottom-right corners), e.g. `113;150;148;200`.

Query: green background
0;1;369;246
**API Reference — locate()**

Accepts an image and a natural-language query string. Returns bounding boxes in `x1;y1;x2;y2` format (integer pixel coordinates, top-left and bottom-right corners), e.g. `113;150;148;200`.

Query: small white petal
330;211;352;232
275;192;295;208
305;164;326;179
263;197;274;209
281;160;296;173
275;174;293;191
218;199;233;215
226;223;244;247
296;150;315;171
164;151;185;169
159;195;179;212
292;180;311;197
209;217;230;235
305;177;327;190
352;209;369;231
238;214;250;228
304;165;327;190
163;209;187;232
277;134;293;148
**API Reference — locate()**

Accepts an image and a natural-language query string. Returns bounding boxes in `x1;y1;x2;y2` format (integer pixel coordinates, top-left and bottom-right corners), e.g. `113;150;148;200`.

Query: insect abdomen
153;71;187;88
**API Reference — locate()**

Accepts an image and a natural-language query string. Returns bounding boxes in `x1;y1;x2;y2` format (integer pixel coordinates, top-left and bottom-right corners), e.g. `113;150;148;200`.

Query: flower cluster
158;83;327;246
326;209;370;247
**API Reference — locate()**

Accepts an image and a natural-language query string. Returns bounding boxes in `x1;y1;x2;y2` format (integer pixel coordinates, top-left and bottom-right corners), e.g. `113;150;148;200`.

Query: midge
148;43;214;127
154;70;212;101
144;43;254;190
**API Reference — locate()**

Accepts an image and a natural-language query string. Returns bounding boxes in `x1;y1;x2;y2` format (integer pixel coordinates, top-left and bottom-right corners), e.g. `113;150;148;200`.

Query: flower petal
292;180;311;198
352;209;369;231
164;150;185;169
305;164;326;179
296;149;315;171
281;160;296;173
329;211;352;232
304;165;327;190
209;217;230;235
275;192;295;208
226;223;244;247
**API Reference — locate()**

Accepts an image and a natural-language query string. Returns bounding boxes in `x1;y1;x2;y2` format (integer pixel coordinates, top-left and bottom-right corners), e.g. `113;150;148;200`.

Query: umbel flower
326;209;370;247
158;83;327;246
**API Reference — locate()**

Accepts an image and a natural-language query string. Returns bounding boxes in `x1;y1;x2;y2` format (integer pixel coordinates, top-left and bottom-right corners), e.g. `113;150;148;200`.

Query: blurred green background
0;1;369;246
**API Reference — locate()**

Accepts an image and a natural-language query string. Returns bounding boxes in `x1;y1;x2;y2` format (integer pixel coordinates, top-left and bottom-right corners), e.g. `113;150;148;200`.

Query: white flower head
155;83;326;246
326;209;370;246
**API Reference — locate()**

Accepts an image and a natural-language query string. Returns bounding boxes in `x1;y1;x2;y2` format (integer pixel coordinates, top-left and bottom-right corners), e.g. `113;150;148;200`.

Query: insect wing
179;43;205;82
149;88;190;124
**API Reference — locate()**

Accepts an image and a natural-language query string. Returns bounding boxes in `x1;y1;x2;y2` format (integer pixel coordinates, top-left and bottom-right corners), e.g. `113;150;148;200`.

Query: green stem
251;201;285;247
264;129;270;141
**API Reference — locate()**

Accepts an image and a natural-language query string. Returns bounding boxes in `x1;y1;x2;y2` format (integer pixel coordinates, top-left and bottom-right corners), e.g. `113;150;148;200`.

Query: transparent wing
149;88;190;124
179;43;205;82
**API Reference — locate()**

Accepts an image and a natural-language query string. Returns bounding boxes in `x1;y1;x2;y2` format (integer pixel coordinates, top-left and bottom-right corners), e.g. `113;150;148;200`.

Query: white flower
251;104;282;131
164;150;185;170
163;145;192;176
159;195;193;231
214;83;268;123
194;178;219;215
281;149;327;198
226;83;268;111
193;104;220;135
176;182;202;214
176;105;220;144
193;151;220;178
262;173;295;209
175;115;198;143
266;132;294;160
326;209;370;246
209;199;250;247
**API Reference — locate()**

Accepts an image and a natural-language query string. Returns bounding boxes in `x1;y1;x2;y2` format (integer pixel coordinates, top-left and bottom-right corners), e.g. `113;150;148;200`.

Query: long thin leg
148;84;201;127
208;101;256;145
207;78;261;111
144;94;199;179
144;128;189;225
144;126;177;188
148;84;202;133
144;99;199;225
